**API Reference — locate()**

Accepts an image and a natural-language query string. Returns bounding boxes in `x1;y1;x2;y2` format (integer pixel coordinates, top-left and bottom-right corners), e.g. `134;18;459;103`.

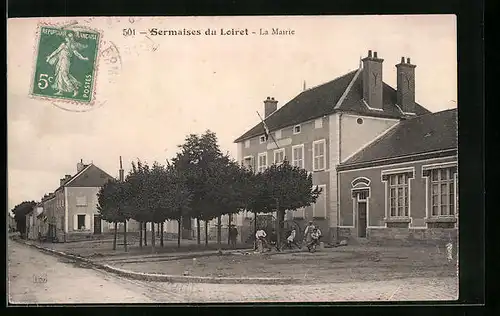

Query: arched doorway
351;177;371;238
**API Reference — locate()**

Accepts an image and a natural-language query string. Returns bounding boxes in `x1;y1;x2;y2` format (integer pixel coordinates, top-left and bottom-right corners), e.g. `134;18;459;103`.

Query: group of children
255;221;322;252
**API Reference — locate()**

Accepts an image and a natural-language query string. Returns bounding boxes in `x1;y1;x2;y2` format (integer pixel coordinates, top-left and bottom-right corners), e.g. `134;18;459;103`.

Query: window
357;118;364;124
242;156;254;171
315;118;323;129
259;135;266;144
292;144;304;169
388;173;410;217
312;139;326;171
77;215;86;230
312;185;327;218
293;125;301;134
430;168;456;217
244;140;250;148
60;217;64;229
357;190;368;201
274;149;285;165
275;129;282;139
258;152;267;173
76;196;87;207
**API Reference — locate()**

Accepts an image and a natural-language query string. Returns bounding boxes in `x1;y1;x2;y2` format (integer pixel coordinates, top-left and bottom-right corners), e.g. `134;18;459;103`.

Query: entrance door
94;215;102;234
357;202;367;238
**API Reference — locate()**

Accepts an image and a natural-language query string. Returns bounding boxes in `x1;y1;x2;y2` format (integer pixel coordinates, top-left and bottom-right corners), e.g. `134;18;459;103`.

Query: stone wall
338;227;458;246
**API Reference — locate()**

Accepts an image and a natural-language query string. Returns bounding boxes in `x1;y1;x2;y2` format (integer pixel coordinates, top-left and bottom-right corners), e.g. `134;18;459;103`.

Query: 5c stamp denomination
30;25;101;104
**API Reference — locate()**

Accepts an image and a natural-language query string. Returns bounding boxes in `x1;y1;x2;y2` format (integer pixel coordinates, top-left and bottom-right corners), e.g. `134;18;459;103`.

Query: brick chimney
77;159;85;173
396;56;417;114
362;50;384;110
59;178;66;186
264;97;278;118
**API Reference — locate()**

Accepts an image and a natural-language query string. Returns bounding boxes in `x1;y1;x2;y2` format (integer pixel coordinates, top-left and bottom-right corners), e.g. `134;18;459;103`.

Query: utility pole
119;156;127;252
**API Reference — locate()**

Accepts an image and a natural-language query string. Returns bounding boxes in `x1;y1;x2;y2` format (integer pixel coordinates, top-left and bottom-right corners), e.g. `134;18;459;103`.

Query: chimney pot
264;96;278;118
396;56;416;113
362;49;383;110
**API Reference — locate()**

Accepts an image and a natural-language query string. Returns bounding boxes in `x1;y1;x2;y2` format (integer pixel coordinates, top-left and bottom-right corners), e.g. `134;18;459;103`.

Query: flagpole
256;111;280;150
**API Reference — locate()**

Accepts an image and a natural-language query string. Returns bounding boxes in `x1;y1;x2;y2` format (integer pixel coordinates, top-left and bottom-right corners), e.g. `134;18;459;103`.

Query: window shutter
73;215;78;231
85;215;90;230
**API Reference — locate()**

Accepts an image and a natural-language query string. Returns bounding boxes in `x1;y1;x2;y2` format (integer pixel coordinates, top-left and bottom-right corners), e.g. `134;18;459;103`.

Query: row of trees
97;130;322;252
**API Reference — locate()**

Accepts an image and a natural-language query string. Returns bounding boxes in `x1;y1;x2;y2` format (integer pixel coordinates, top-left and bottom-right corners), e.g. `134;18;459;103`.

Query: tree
172;131;228;246
11;201;37;239
239;168;274;246
125;160;155;248
97;179;130;251
165;161;192;248
262;159;322;248
201;154;244;246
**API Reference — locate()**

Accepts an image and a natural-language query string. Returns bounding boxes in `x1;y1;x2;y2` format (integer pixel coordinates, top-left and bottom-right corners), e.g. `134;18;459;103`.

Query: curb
11;238;298;285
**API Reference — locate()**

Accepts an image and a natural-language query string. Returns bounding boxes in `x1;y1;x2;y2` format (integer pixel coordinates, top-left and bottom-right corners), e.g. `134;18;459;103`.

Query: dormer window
259;135;266;144
293;125;301;134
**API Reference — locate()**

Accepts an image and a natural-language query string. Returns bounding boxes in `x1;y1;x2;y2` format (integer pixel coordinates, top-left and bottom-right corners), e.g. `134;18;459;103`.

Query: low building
47;160;145;242
336;108;458;244
42;193;57;240
231;50;435;243
25;203;44;240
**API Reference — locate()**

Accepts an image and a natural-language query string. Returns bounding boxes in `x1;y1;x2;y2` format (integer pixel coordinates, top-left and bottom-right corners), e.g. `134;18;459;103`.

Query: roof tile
340;108;458;167
234;68;430;142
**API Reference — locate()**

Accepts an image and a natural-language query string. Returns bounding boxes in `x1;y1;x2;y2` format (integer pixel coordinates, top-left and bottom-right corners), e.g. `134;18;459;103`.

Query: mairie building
230;50;457;244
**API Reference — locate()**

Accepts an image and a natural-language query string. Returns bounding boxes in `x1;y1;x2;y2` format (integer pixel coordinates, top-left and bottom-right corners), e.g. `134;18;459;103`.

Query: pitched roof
64;164;115;187
339;108;458;169
234;67;430;143
53;163;114;191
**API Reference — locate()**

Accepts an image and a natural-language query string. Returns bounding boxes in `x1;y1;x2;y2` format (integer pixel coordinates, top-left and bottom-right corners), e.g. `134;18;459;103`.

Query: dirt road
7;240;458;304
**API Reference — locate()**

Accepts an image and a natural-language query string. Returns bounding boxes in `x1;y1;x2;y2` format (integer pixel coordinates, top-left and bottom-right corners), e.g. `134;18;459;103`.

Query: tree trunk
205;220;209;247
254;210;258;250
275;198;281;249
196;218;201;245
139;221;143;248
160;222;164;247
113;222;117;250
157;223;160;237
177;218;181;248
217;216;222;245
143;222;147;246
276;208;285;249
227;214;232;245
151;221;155;252
124;220;128;252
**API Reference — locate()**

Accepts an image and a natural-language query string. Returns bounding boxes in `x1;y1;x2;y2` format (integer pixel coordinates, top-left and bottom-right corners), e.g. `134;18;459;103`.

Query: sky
7;15;457;212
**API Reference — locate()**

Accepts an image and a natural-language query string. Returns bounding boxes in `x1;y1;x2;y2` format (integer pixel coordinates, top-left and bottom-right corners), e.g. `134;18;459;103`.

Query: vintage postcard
7;15;458;304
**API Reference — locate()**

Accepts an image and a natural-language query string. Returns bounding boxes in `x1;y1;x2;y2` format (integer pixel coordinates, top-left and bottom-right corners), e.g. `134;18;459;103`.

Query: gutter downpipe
336;113;343;243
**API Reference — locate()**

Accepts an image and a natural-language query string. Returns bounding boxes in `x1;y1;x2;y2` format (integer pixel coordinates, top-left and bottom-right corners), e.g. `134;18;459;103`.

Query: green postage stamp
30;25;101;104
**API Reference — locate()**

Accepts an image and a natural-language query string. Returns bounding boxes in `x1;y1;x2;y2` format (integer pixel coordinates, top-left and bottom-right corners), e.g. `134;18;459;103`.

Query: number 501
37;74;53;90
